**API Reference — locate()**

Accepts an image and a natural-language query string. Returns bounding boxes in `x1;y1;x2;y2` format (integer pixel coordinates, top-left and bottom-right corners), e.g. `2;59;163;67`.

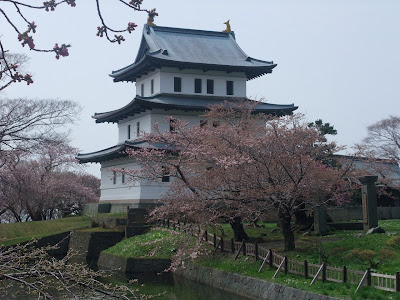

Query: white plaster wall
151;109;205;132
135;69;161;96
159;68;247;97
100;157;169;203
118;111;152;143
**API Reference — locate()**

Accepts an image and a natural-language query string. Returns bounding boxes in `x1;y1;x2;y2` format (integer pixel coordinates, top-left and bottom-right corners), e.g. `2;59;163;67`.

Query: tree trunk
229;216;249;241
279;208;295;251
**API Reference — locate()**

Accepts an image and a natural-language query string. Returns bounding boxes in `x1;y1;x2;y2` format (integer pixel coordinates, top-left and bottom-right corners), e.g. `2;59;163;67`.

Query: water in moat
3;272;251;299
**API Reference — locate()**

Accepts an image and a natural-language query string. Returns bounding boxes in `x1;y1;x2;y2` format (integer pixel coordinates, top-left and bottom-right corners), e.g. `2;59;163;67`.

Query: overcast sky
1;0;399;177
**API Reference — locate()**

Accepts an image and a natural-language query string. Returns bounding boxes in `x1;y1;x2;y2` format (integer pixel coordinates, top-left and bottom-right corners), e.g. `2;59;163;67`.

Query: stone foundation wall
68;231;124;263
98;252;171;273
174;264;342;300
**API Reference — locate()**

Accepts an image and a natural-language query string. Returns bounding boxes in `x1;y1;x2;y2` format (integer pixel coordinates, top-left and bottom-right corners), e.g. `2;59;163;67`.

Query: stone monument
359;175;384;234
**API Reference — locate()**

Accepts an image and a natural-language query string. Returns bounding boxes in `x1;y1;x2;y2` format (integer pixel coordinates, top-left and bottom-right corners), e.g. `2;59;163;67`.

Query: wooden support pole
255;242;259;261
304;260;308;279
396;272;400;292
220;237;224;252
231;239;235;253
205;230;208;242
284;256;288;275
311;263;324;285
167;219;170;228
234;241;244;260
269;249;273;268
273;257;286;279
322;262;326;282
258;251;270;273
367;268;371;286
242;240;246;256
213;233;217;248
343;265;347;283
356;269;369;292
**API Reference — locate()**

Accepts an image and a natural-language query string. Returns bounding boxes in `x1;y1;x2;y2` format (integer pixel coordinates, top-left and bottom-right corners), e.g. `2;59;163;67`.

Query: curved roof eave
92;94;297;124
76;144;128;164
110;55;277;82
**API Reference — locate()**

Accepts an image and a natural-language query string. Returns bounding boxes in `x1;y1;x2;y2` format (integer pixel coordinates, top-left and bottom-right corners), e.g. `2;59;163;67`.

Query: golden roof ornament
222;20;232;33
147;8;158;26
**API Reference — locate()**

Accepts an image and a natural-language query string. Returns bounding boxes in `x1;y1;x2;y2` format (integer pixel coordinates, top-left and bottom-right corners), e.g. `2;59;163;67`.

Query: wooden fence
158;219;400;293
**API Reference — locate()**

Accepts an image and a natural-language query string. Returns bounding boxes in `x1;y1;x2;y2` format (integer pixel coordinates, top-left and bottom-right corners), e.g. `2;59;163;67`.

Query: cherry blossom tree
122;103;347;251
0;0;157;91
0;139;99;222
0;241;138;299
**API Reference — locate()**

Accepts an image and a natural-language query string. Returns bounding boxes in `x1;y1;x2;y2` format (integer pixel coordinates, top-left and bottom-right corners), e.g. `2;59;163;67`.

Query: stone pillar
314;207;328;236
358;175;379;233
126;208;150;238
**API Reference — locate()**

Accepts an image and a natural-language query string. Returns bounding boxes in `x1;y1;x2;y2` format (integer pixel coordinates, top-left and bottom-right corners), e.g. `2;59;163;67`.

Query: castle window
194;78;202;93
136;121;140;137
161;166;170;183
227;80;234;95
169;118;176;133
141;84;144;96
213;121;220;127
113;171;116;185
207;79;214;94
128;125;131;139
151;79;154;94
174;77;182;92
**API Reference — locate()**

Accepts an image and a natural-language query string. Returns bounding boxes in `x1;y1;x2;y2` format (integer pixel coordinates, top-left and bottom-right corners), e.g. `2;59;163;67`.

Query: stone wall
327;207;400;221
68;230;124;263
98;252;171;273
175;264;342;300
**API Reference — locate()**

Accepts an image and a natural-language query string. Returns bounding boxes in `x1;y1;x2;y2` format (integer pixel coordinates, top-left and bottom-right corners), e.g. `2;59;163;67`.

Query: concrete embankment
68;230;125;264
97;252;171;273
174;264;344;300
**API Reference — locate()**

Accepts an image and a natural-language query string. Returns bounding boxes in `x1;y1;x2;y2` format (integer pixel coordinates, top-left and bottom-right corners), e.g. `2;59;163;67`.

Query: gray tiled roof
76;144;127;163
76;140;173;163
110;25;277;82
92;93;297;123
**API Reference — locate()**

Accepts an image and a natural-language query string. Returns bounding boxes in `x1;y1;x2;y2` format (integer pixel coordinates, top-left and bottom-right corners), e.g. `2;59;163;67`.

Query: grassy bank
196;254;399;300
104;229;183;259
0;216;92;246
104;225;400;299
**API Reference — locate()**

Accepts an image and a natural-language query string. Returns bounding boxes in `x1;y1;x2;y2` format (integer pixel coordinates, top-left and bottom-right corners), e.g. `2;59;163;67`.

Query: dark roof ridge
148;24;235;38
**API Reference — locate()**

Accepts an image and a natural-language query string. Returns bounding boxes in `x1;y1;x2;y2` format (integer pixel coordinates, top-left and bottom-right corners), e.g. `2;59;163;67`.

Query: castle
77;24;297;205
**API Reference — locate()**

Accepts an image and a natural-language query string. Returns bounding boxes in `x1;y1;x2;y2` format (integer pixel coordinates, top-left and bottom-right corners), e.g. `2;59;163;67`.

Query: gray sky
1;0;399;177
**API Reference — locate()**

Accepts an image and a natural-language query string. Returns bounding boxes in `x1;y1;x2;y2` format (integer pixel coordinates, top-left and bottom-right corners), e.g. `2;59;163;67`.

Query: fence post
178;221;180;231
269;249;273;268
167;219;170;228
322;263;326;283
304;260;308;279
367;268;371;286
343;266;347;283
242;240;246;256
221;237;224;252
213;233;217;248
255;242;259;261
231;239;235;253
396;272;400;292
205;230;208;242
284;256;288;275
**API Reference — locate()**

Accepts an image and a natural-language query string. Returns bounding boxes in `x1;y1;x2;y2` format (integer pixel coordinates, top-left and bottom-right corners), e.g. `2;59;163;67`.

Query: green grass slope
0;216;92;246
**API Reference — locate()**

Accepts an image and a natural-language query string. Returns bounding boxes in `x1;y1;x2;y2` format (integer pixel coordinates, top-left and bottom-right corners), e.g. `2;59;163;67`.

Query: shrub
385;235;400;249
345;248;396;269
